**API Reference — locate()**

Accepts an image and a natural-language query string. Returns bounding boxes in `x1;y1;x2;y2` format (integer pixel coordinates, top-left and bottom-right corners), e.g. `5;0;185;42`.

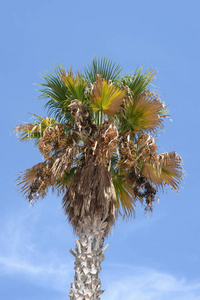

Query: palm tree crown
15;57;184;235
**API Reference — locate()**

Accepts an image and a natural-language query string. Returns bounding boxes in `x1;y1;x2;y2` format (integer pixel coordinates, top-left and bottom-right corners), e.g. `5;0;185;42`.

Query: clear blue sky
1;0;200;299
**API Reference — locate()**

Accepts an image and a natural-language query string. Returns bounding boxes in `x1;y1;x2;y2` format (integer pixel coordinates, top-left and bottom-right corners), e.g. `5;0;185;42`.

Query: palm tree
14;57;183;300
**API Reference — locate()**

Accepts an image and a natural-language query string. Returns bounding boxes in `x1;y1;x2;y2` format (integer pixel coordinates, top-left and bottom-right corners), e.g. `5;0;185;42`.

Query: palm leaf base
69;216;109;299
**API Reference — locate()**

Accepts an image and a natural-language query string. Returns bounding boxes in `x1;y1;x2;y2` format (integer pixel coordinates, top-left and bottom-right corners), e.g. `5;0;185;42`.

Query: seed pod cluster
38;124;67;159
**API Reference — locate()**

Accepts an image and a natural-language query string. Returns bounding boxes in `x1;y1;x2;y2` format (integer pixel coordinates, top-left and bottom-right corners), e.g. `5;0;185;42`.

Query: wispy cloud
0;209;74;293
1;250;200;300
102;265;200;300
0;254;72;293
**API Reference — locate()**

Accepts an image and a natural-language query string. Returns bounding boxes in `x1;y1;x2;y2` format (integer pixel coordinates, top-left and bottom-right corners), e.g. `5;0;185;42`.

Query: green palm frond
84;57;122;83
14;115;57;145
119;91;165;132
112;169;135;217
38;66;72;122
121;67;157;99
61;72;87;102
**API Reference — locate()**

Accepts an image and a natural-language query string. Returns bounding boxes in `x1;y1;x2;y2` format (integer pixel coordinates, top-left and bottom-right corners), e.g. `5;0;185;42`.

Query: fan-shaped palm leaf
121;67;156;99
61;72;86;102
84;57;122;83
89;75;126;116
38;66;72;122
120;91;165;132
142;151;183;191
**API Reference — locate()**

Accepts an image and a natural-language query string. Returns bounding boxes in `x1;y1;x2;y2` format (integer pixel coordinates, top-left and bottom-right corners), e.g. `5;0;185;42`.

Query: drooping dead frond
92;121;119;163
68;99;97;135
143;151;184;192
63;158;117;236
136;133;158;163
118;132;159;170
127;170;157;212
16;162;53;201
89;75;126;116
117;134;140;171
61;121;120;233
137;132;151;147
17;163;41;197
51;143;79;178
14;123;36;133
115;133;160;212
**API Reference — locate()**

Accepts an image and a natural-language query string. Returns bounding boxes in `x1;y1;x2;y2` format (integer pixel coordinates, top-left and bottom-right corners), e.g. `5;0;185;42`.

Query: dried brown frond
117;135;139;171
17;162;54;201
115;132;159;212
134;133;158;165
143;151;184;192
63;157;117;236
117;152;138;171
38;124;67;159
61;121;120;234
51;142;79;178
137;133;151;147
127;170;157;212
14;123;36;133
17;163;42;196
68;99;97;135
92;121;119;162
117;132;158;175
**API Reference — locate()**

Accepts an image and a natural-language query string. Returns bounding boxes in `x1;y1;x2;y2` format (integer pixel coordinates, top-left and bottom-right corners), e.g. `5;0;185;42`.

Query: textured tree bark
69;216;109;300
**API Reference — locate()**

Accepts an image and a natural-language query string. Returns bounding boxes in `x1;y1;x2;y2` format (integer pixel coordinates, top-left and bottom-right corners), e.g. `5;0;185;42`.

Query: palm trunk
69;216;109;300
